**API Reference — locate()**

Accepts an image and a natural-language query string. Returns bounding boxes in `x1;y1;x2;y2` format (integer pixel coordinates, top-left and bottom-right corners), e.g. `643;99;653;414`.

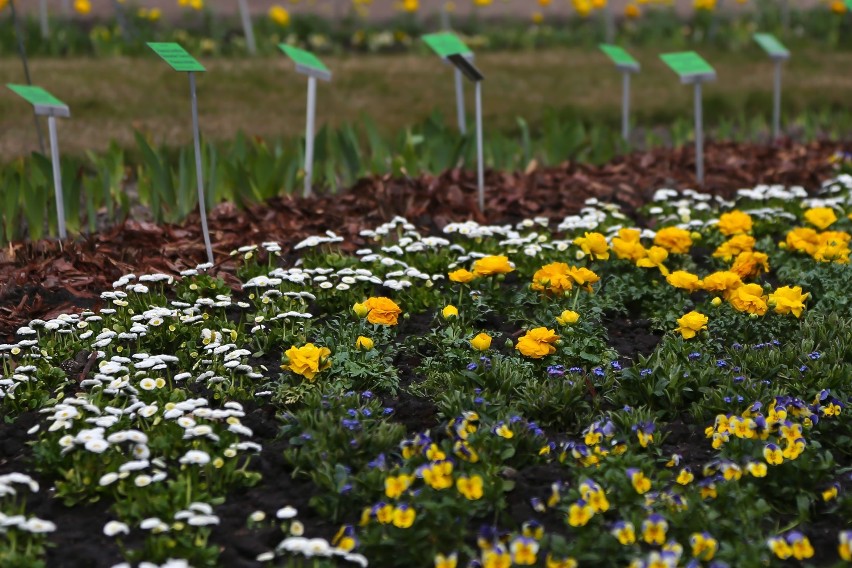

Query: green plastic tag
7;84;66;108
279;45;329;74
660;51;715;79
422;33;472;59
753;33;790;58
599;44;639;70
147;42;205;72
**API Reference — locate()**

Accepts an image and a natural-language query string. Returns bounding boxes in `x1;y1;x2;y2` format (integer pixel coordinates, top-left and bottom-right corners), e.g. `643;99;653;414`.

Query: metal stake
111;0;133;41
454;68;466;134
47;116;67;240
304;75;318;198
621;71;631;142
10;0;46;155
238;0;257;55
475;81;485;212
189;72;214;265
39;0;49;39
604;1;614;44
441;4;451;30
693;80;704;185
772;59;782;140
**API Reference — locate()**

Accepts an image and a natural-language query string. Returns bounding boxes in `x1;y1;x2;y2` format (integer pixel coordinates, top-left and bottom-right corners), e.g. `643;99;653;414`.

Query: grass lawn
1;46;849;160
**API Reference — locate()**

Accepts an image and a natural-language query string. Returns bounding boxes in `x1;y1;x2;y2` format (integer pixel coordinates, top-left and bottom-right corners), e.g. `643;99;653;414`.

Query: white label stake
454;68;466;134
237;0;257;55
693;80;705;185
621;71;631;142
189;72;214;265
304;75;317;198
448;54;485;212
47;115;67;240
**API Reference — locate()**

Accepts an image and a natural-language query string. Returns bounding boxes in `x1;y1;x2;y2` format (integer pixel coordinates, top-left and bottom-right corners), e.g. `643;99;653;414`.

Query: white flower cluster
0;473;56;535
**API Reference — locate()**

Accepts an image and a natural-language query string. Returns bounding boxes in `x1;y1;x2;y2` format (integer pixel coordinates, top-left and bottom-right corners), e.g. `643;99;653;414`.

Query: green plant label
753;33;790;58
7;84;66;108
599;44;640;71
279;44;331;80
660;51;715;80
422;33;472;59
147;42;205;72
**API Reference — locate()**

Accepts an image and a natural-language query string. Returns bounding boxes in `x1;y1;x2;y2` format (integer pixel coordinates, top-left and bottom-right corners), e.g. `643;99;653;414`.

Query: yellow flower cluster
531;262;600;295
784;226;850;264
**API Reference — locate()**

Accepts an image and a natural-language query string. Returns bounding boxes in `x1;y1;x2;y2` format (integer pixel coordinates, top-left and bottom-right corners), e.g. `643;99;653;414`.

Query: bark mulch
0;139;843;341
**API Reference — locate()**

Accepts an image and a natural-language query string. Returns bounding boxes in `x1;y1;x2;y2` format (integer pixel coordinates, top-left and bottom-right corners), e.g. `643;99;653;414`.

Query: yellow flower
363;297;402;325
675;311;708;339
510;538;539;565
839;532;852;561
515;327;559;358
654;227;693;254
727;283;768;315
472;255;514;276
556;310;580;325
611;521;636;545
690;532;718;561
628;469;651;494
400;0;419;11
790;535;814;560
189;0;203;10
448;268;476;283
355;336;374;351
768;286;809;317
531;11;544;24
353;302;369;318
456;475;484;500
531;262;573;295
283;343;331;381
442;305;459;319
384;475;412;499
831;0;847;13
482;548;512;568
573;0;592;17
763;444;783;465
701;271;742;295
746;461;767;477
730;251;770;279
642;515;668;545
676;468;694;485
567;266;600;291
567;501;594;527
470;333;492;351
74;0;92;15
574;232;610;260
636;246;670;275
666;270;702;292
713;234;756;262
784;227;819;255
624;3;641;17
268;5;290;26
546;555;578;568
717;210;753;236
804;207;838;230
392;504;416;528
435;553;458;568
376;503;394;524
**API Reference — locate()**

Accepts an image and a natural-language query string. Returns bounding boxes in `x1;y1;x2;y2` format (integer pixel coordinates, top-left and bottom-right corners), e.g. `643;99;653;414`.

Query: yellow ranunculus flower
701;271;742;295
516;327;559;358
717;210;753;236
567;266;600;290
654;227;693;254
784;227;820;255
804;207;838;230
624;3;640;18
472;255;514;276
730;251;770;279
531;11;544;24
727;283;768;315
675;311;708;339
363;297;402;325
574;232;610;260
283;343;331;381
531;262;573;295
355;336;374;351
442;305;459;319
74;0;92;15
400;0;418;12
636;246;670;275
713;234;755;262
448;268;476;283
768;286;809;317
268;5;290;26
666;270;702;292
612;230;647;262
556;310;580;325
470;333;492;351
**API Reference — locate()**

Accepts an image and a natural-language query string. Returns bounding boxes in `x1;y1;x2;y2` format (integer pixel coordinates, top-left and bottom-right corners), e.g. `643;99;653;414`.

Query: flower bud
355;336;374;351
353;302;369;318
711;297;722;307
442;305;459;319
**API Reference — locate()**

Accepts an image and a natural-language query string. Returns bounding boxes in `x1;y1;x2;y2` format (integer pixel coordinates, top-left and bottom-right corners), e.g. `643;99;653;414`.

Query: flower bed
1;176;851;567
